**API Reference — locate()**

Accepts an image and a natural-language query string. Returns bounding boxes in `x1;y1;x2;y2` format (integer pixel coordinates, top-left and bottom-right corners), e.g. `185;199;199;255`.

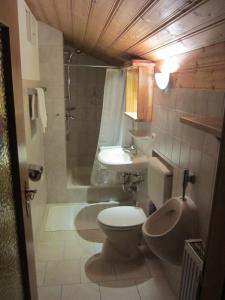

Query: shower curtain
91;68;131;185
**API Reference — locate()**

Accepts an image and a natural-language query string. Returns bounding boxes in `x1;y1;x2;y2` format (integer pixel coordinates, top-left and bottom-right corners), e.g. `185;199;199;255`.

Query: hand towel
36;87;47;132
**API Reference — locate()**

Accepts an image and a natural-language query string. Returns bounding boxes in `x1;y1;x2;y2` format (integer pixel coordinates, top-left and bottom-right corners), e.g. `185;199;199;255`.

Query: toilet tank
147;157;172;209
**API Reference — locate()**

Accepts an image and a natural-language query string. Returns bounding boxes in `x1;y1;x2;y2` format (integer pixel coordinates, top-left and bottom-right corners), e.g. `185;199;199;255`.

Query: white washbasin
97;146;148;172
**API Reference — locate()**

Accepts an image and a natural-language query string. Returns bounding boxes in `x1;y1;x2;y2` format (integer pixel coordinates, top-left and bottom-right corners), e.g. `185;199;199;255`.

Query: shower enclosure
64;45;106;186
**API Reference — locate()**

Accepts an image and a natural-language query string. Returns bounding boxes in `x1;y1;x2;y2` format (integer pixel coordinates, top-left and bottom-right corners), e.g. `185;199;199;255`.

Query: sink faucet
123;145;137;155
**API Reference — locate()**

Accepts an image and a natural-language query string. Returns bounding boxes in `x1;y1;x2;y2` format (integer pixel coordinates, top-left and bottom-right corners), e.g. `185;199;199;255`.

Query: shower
63;45;106;186
64;49;76;139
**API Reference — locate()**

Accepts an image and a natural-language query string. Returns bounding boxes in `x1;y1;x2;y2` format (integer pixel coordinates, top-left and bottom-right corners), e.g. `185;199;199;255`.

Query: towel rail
27;87;47;96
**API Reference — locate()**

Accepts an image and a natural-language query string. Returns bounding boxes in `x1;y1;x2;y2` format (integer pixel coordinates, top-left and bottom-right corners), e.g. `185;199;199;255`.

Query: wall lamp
155;73;170;90
154;57;180;90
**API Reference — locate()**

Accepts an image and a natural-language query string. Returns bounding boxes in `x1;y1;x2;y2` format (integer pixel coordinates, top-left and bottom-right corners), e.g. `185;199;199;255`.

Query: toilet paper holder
29;164;44;182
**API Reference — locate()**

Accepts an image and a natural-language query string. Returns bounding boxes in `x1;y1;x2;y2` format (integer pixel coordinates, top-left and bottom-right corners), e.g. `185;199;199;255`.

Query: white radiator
179;239;204;300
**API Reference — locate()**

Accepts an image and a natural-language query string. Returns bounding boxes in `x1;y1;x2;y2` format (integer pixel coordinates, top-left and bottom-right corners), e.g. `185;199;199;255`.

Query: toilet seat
97;206;146;230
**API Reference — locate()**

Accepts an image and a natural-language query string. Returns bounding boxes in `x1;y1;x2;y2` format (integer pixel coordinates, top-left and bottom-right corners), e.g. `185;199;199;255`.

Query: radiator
179;239;205;300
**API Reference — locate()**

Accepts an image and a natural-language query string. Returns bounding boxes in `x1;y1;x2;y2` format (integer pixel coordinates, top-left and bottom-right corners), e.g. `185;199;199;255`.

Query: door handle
24;182;37;217
25;188;37;200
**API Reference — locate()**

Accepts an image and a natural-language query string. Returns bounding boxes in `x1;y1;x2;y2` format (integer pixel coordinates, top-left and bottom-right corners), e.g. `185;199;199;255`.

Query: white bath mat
45;204;87;231
44;202;118;231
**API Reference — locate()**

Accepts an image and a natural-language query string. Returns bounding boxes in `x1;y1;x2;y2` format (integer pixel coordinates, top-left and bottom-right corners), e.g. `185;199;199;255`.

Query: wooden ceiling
26;0;225;65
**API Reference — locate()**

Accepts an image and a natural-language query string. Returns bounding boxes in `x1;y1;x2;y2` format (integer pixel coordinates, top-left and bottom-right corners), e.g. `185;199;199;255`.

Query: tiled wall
39;22;67;203
64;45;106;178
22;81;48;244
152;87;224;241
18;0;40;81
134;86;225;294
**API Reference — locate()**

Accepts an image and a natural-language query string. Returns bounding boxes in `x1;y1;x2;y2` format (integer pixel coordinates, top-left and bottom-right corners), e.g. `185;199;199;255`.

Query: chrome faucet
123;144;137;156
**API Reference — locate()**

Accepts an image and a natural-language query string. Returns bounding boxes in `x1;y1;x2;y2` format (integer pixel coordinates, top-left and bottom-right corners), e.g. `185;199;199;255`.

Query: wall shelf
128;129;152;139
180;115;223;138
124;111;138;120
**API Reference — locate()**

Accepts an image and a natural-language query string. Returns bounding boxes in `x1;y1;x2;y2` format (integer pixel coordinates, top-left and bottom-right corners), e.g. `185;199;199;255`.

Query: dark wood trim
200;108;225;299
0;26;31;299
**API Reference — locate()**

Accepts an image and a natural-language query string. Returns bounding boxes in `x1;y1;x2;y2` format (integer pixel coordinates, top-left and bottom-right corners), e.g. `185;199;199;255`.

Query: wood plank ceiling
26;0;225;65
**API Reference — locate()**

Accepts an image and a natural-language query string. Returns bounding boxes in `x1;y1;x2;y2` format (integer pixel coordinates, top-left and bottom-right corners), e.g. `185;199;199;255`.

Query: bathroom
1;0;225;299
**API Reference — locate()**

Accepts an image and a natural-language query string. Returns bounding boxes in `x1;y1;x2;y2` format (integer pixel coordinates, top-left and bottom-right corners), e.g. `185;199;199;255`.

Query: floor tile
80;257;93;283
64;239;96;259
77;229;105;243
36;203;175;300
62;283;100;300
115;259;151;280
144;256;165;277
81;255;116;283
39;230;79;242
38;285;61;300
93;242;103;255
45;259;81;285
37;241;64;262
46;204;86;231
36;262;46;286
100;280;140;300
136;277;175;300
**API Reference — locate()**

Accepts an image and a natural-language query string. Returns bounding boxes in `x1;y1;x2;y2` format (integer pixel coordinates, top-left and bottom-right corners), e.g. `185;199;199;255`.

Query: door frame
1;24;37;300
0;0;38;298
200;111;225;299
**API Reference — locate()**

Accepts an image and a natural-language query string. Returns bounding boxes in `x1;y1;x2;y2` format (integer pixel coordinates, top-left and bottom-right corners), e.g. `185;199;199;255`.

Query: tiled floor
35;204;176;300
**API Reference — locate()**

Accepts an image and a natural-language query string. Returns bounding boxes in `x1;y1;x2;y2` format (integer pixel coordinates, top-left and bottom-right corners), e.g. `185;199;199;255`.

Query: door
0;4;38;300
200;111;225;299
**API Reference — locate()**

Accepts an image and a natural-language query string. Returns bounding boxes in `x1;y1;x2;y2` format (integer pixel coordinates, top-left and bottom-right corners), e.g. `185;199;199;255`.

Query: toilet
142;157;199;265
97;206;147;262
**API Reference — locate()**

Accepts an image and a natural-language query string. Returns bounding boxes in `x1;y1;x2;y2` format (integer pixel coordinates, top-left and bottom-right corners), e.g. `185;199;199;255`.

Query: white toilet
142;157;199;264
97;206;147;262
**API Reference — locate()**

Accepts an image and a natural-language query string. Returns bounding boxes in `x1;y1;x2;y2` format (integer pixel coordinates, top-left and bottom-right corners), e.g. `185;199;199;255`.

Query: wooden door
200;110;225;299
0;1;38;299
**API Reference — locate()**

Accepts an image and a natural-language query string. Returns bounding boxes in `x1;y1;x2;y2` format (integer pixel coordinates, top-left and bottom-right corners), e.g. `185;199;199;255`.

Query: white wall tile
38;22;67;203
179;142;190;168
171;138;181;166
134;86;221;295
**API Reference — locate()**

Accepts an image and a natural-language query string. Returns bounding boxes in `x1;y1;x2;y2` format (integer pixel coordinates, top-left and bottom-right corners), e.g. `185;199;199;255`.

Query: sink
97;146;148;172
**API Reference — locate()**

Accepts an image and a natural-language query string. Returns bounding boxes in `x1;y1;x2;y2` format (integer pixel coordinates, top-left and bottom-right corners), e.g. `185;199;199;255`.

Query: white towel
36;88;47;132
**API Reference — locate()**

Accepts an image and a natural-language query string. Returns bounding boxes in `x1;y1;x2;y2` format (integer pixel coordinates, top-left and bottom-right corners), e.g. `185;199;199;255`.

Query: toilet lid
97;206;147;228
